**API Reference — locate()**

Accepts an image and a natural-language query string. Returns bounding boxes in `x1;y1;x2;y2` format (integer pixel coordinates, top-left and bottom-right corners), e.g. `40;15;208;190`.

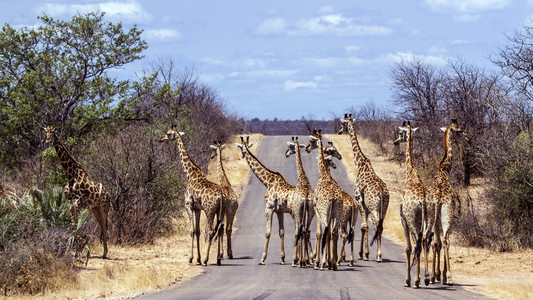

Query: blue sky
1;0;532;120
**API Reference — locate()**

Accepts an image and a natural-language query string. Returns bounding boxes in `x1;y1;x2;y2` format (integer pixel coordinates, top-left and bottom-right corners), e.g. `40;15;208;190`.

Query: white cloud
453;14;481;22
284;76;324;90
452;39;469;45
346;45;361;52
39;0;152;22
319;5;335;14
144;29;181;40
425;0;511;13
382;51;448;66
289;14;392;36
255;17;287;35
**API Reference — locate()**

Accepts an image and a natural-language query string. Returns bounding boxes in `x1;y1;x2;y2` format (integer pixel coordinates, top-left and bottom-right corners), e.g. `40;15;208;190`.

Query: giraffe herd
44;114;469;289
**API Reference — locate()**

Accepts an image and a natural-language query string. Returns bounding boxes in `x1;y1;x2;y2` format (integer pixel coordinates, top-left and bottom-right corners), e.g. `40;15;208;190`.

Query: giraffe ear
413;127;419;132
248;142;254;148
210;145;217;150
178;132;185;136
299;144;305;148
221;144;226;150
440;127;447;132
235;143;244;149
287;142;294;146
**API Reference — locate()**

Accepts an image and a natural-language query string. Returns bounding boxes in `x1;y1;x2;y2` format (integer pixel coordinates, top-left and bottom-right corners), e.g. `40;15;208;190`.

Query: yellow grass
13;134;263;300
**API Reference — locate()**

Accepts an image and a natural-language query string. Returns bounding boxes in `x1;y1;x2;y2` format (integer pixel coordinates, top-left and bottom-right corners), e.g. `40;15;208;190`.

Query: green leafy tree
0;12;147;167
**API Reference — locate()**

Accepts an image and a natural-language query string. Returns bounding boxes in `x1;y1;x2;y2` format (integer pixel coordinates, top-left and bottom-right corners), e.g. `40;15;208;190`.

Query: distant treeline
244;118;339;135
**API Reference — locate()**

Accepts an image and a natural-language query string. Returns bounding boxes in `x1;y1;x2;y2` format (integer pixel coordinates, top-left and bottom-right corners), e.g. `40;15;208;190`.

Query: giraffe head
210;140;225;159
285;136;305;158
159;125;185;142
441;119;470;142
324;141;342;160
305;129;321;153
45;125;56;144
394;120;418;145
337;113;353;135
324;155;337;169
235;136;254;158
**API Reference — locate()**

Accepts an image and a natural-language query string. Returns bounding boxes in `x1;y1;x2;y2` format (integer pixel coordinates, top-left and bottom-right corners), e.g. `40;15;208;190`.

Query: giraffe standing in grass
236;136;306;266
45;125;111;258
428;119;469;285
210;140;238;259
338;114;389;262
394;121;427;288
160;126;225;266
284;136;315;267
305;130;343;271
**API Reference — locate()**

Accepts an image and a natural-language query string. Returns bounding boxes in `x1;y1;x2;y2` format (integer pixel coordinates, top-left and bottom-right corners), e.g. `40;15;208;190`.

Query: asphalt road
139;136;485;300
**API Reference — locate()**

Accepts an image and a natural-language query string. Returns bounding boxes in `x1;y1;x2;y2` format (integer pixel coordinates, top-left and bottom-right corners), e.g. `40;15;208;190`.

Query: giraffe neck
216;148;231;189
51;134;85;184
244;147;282;188
175;133;204;181
294;143;311;187
316;138;331;179
439;127;453;174
347;121;368;169
405;129;416;178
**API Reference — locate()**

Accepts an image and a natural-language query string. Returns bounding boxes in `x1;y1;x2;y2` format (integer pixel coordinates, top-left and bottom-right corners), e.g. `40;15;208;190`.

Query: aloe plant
30;187;71;227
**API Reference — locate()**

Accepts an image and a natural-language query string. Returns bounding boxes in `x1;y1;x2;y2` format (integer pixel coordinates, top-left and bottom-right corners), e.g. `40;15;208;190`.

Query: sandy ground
325;133;533;300
15;133;532;299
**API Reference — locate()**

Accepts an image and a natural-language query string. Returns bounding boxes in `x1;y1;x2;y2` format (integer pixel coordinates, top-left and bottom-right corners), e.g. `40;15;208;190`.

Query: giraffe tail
411;231;423;269
347;205;355;244
321;201;334;253
209;195;225;242
370;195;384;246
294;198;307;246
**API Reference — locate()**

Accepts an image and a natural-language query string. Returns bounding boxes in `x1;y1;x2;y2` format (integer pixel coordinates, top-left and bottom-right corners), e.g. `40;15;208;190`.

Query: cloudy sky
1;0;532;120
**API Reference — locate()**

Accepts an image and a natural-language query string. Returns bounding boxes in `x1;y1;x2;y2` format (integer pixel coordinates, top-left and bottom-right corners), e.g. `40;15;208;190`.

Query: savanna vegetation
0;12;242;296
1;9;532;298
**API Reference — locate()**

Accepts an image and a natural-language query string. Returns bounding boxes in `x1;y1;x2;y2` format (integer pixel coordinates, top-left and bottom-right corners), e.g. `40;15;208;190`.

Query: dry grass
11;135;262;300
326;133;533;300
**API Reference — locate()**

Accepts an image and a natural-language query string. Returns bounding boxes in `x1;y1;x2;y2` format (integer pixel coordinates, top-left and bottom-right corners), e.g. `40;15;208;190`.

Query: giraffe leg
442;219;453;285
414;232;421;289
337;224;348;266
401;213;412;287
331;224;339;271
202;211;215;266
260;207;274;265
277;211;286;265
194;209;202;265
314;223;322;270
292;218;300;267
226;208;235;259
91;207;109;259
349;210;357;266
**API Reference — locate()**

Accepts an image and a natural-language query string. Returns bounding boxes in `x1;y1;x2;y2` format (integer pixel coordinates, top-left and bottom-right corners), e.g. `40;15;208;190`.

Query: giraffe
235;136;305;266
305;130;343;271
284;136;315;267
210;140;239;259
338;113;390;262
393;121;427;288
45;125;110;259
322;144;363;267
160;126;225;266
428;119;469;285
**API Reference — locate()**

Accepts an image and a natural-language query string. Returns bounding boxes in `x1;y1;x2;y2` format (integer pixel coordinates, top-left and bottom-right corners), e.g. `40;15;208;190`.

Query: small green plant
31;187;71;227
66;209;91;266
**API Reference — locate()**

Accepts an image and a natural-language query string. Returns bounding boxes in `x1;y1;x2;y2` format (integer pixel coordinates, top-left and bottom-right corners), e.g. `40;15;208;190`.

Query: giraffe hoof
425;278;430;286
280;261;286;265
259;261;265;265
414;281;421;289
404;282;410;287
217;259;221;266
